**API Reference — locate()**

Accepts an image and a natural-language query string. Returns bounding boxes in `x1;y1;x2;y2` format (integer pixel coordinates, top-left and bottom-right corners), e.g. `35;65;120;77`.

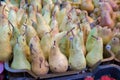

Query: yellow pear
36;13;51;39
49;41;68;73
30;36;49;75
0;24;12;61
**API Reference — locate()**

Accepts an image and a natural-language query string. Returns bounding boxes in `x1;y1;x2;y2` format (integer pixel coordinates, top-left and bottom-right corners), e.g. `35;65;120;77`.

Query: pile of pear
0;0;120;76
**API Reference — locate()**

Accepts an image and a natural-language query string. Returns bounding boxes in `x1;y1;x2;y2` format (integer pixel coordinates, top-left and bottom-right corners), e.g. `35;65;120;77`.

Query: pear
80;0;94;12
52;2;60;17
50;12;59;37
0;24;12;61
43;10;51;25
80;21;91;44
28;5;36;23
106;0;119;11
56;7;67;28
42;0;54;11
97;26;114;45
99;2;113;14
59;35;70;58
19;0;26;8
49;41;68;73
9;21;20;48
11;43;31;70
86;27;98;52
30;0;42;12
17;34;31;62
21;24;37;45
19;13;28;28
30;36;49;75
100;10;115;29
40;33;52;60
107;37;120;55
36;13;51;39
93;0;100;8
8;9;17;27
77;30;86;55
53;31;67;43
69;35;86;70
16;8;25;27
86;36;103;67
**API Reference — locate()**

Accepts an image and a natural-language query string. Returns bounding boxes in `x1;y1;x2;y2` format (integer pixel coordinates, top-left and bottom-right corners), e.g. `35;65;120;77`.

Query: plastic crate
48;64;120;80
4;46;115;80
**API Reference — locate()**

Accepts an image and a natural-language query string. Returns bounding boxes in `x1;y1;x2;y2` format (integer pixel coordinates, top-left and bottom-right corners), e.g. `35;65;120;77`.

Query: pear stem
77;23;81;31
53;40;56;46
91;35;98;40
8;20;15;32
66;27;75;36
23;24;27;35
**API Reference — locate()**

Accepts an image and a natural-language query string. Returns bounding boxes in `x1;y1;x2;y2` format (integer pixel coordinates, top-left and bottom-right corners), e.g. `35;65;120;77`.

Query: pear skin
49;41;68;73
86;37;103;67
30;36;49;75
11;43;31;70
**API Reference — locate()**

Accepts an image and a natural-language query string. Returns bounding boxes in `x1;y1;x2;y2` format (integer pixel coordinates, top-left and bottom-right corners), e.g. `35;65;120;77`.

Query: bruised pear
30;36;49;75
49;41;68;73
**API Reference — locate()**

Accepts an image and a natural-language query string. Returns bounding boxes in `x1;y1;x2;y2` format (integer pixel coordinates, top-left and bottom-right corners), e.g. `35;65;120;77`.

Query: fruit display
0;0;120;79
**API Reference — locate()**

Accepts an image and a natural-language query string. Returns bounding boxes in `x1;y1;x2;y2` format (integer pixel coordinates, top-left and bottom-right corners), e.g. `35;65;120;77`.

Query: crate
4;46;115;80
49;64;120;80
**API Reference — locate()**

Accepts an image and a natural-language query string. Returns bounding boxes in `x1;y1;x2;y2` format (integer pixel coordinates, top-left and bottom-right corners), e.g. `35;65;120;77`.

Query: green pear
0;24;12;61
56;7;67;28
42;5;51;25
69;35;86;70
49;41;68;73
93;0;100;8
50;12;59;37
21;24;37;45
36;13;51;39
59;35;70;58
30;0;42;12
16;8;25;27
86;27;98;52
80;21;91;44
77;30;86;55
11;43;31;70
17;34;31;62
107;37;120;55
53;31;67;43
40;33;52;60
9;21;20;48
86;36;103;67
8;9;17;27
42;0;54;12
30;36;49;75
